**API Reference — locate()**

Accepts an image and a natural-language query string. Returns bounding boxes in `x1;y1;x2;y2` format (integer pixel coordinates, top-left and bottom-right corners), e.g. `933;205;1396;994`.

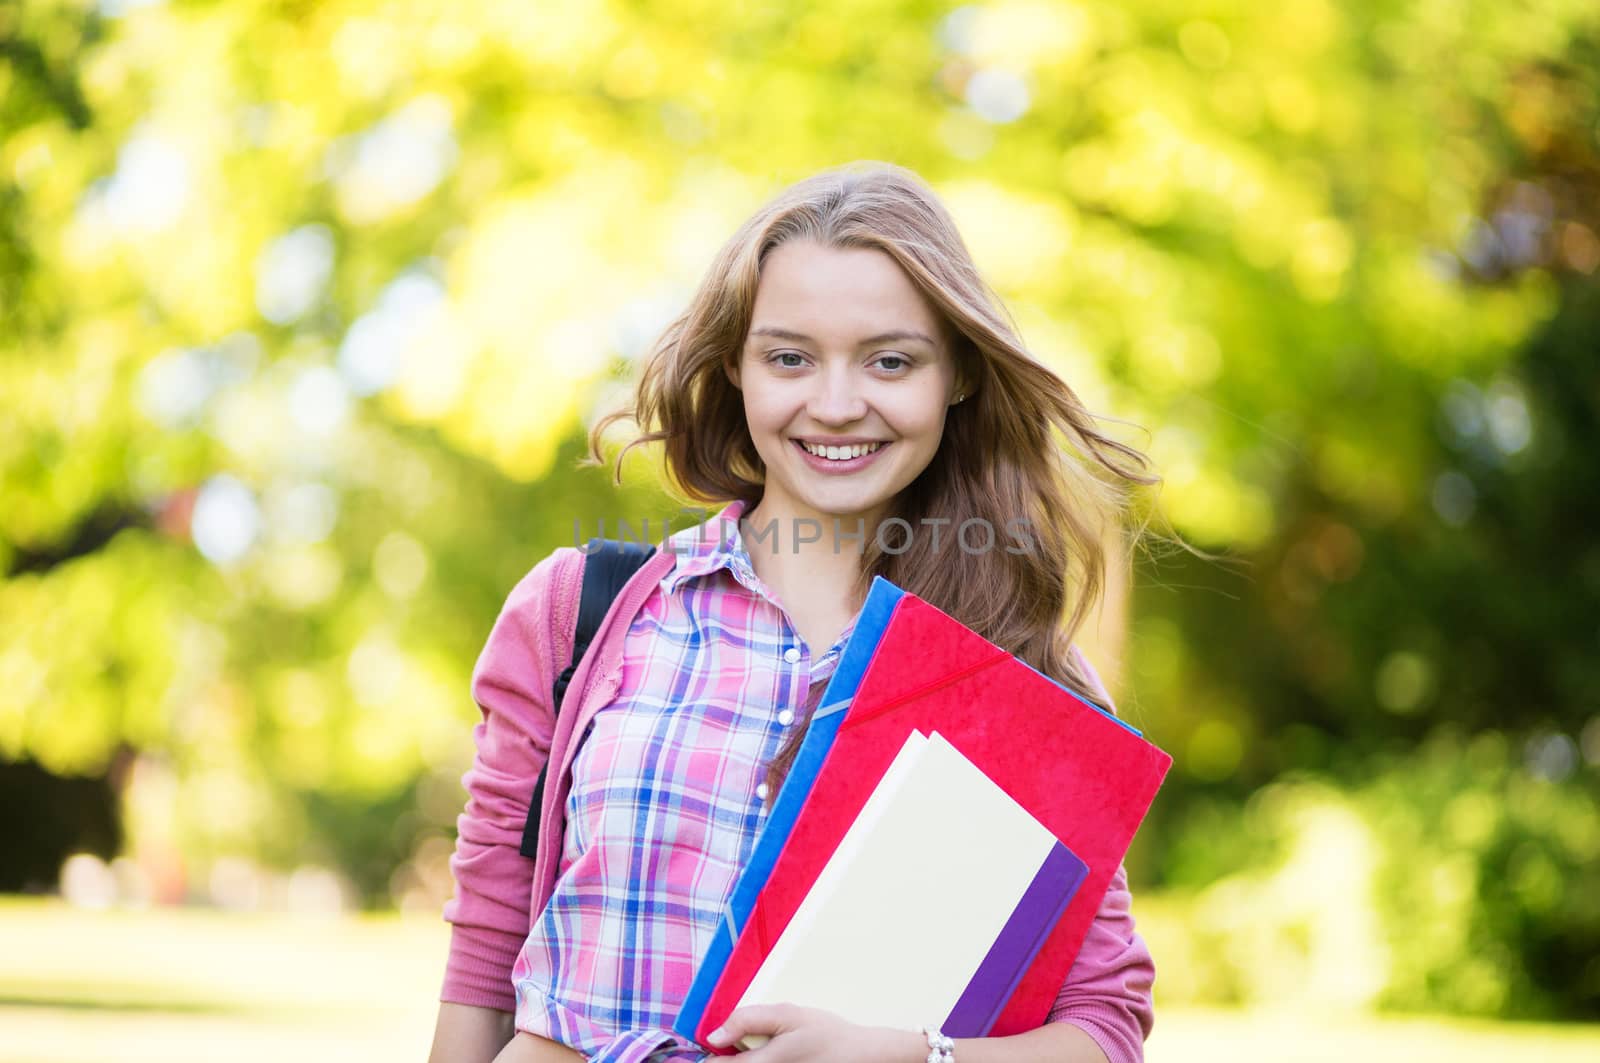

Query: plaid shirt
511;499;854;1062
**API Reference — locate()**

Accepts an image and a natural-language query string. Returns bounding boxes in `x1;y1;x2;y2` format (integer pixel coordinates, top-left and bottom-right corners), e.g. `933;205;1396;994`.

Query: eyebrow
748;326;939;348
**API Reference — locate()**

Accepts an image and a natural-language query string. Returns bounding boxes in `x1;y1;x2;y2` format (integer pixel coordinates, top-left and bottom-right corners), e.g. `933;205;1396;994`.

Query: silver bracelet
921;1025;955;1063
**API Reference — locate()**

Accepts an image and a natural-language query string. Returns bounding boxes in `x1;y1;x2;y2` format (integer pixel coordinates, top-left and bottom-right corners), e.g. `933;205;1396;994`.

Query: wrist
878;1027;933;1063
919;1026;956;1063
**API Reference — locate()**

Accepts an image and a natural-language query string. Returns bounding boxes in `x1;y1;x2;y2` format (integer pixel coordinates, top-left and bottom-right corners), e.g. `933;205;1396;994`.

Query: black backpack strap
518;539;657;859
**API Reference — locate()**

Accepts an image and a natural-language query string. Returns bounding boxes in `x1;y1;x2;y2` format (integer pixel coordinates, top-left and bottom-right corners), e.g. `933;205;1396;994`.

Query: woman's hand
705;1004;925;1062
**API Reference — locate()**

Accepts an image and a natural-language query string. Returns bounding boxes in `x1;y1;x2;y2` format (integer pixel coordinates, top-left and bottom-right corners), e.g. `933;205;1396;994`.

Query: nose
807;362;868;425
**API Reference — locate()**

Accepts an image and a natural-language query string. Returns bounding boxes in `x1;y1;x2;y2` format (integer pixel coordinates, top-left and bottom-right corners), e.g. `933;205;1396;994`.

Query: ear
724;354;742;390
943;330;976;404
948;367;971;406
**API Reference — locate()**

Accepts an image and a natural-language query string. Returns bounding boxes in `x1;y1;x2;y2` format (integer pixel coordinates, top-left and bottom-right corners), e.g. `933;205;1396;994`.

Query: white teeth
801;441;883;461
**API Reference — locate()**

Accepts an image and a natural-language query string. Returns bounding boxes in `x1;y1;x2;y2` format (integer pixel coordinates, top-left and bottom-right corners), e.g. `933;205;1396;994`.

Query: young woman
428;162;1159;1063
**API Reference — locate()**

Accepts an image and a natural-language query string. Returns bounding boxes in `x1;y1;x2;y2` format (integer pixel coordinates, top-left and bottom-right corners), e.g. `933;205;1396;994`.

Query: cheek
740;386;791;445
884;387;950;440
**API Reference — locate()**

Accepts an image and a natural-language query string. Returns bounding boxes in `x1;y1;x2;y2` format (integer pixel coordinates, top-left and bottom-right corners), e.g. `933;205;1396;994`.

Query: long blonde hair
590;161;1156;765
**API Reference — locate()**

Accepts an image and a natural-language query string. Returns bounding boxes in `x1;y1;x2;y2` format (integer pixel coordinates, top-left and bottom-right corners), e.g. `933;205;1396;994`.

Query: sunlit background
2;0;1598;1058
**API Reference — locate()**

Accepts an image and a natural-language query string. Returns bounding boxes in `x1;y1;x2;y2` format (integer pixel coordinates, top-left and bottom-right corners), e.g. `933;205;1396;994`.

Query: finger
725;1033;778;1062
705;1004;800;1048
719;1026;805;1062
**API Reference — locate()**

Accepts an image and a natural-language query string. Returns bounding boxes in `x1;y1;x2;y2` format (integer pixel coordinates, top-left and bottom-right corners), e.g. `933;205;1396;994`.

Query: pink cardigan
441;546;1155;1062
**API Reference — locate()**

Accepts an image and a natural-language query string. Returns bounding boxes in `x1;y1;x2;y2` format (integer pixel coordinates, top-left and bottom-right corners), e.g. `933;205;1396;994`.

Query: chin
805;494;895;520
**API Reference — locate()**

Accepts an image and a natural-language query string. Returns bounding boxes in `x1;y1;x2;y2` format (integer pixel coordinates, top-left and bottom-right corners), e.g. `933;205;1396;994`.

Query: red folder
697;593;1171;1046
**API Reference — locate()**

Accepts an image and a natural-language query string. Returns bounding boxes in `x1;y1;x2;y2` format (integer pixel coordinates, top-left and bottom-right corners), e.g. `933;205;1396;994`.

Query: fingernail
706;1027;727;1046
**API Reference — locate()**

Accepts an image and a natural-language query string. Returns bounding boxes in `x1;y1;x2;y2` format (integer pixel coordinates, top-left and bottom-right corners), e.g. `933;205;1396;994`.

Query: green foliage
1368;732;1600;1020
1139;733;1600;1020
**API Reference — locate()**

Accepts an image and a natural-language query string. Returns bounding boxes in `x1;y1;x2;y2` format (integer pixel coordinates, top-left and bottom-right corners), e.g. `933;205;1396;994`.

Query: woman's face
729;239;961;533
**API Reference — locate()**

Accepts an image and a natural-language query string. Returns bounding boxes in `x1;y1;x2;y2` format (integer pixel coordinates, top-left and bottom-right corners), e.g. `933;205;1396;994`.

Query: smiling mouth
795;440;887;462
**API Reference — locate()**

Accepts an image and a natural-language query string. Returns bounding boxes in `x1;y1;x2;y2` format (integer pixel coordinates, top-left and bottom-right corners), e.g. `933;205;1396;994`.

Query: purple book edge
941;842;1089;1037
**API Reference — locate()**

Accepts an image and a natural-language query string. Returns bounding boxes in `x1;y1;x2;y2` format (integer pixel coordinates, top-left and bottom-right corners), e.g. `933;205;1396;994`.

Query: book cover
734;730;1087;1044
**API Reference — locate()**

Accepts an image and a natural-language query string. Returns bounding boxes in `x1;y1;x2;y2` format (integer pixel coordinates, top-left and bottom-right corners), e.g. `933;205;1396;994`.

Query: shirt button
755;783;770;801
783;647;801;664
777;709;795;726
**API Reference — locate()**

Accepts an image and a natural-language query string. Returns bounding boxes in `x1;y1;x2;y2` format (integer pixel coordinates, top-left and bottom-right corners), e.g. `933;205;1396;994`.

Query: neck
741;497;879;613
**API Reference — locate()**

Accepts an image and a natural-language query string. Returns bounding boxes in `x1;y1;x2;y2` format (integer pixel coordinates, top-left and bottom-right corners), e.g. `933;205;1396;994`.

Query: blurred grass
0;897;443;1062
2;897;1598;1062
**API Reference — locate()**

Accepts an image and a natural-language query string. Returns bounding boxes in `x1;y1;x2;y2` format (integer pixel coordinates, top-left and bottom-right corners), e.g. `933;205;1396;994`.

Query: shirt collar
660;498;763;596
660;498;864;657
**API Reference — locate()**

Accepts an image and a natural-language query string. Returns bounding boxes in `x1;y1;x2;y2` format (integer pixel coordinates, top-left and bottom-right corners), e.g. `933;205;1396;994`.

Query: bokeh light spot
191;475;262;565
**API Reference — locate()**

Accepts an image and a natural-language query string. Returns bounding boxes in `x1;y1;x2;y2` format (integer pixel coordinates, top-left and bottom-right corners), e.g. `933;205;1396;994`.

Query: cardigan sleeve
1045;863;1155;1063
440;549;580;1011
1043;646;1156;1062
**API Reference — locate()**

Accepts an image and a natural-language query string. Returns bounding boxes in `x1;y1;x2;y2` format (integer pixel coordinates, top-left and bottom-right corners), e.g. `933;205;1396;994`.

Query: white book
736;729;1075;1043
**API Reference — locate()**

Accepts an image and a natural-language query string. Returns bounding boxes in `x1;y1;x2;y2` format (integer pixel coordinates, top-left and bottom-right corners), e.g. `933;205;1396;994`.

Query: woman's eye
876;354;909;372
774;351;806;368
